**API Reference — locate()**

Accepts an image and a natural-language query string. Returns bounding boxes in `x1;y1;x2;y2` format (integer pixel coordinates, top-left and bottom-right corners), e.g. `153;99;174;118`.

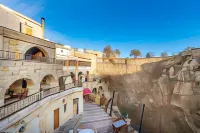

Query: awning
83;88;92;95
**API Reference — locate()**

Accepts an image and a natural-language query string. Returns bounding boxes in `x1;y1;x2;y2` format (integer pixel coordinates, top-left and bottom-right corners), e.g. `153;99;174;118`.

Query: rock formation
105;49;200;133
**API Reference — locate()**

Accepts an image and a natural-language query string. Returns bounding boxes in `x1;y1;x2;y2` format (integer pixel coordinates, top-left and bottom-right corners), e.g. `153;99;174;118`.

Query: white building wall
2;88;83;133
56;48;71;59
0;5;43;38
24;118;40;133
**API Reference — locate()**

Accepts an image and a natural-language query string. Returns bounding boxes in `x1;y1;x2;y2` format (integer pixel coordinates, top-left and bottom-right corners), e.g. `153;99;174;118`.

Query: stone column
90;55;97;74
66;60;69;69
75;60;79;80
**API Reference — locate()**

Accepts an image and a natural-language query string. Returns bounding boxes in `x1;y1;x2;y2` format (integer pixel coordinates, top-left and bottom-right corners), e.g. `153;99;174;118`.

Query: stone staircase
54;114;82;133
79;103;115;133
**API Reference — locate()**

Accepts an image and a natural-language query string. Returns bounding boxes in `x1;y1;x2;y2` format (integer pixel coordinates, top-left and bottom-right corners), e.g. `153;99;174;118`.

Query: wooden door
54;108;59;130
73;98;79;115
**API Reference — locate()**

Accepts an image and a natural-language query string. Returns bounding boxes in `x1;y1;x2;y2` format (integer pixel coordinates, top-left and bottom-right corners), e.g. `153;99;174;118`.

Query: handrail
0;81;83;120
0;50;64;65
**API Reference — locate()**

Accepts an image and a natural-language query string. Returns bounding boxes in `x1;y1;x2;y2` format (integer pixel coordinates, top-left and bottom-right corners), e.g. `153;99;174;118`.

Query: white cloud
0;0;44;18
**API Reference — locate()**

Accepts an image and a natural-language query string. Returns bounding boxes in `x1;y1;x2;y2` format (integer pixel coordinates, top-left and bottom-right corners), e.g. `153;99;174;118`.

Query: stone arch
98;86;103;95
24;46;49;60
64;75;73;84
2;75;37;93
40;74;58;90
2;78;35;105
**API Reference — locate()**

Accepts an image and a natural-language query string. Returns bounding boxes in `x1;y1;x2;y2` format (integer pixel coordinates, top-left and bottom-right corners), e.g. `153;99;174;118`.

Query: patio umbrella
83;88;92;96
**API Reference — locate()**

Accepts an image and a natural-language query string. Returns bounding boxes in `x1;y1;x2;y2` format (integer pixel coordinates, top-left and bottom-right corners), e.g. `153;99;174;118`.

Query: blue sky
1;0;200;57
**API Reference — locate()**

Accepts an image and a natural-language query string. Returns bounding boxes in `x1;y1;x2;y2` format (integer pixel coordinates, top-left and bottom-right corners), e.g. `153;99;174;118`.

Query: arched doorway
85;71;89;81
4;78;34;104
25;47;48;60
40;75;56;90
98;86;103;95
78;71;83;82
92;88;97;95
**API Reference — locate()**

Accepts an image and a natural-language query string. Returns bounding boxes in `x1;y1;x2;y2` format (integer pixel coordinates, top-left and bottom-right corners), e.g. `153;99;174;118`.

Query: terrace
0;80;82;120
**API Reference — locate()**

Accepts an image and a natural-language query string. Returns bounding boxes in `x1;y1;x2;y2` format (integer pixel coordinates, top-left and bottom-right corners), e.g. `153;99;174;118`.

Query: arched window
40;75;56;90
25;47;48;60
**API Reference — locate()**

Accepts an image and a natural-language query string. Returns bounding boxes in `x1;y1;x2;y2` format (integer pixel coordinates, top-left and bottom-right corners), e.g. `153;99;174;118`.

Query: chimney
41;17;45;39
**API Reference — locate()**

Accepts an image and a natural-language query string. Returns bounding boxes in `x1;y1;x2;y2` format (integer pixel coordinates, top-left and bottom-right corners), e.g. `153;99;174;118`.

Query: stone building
0;4;103;133
0;4;45;39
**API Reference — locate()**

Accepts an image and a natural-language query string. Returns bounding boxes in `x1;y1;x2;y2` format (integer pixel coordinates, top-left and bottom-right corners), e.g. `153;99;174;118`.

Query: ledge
0;26;55;49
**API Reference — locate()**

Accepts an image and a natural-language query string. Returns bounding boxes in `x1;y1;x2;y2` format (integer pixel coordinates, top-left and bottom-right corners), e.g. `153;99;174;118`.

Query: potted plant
122;112;128;119
123;112;131;125
8;88;14;96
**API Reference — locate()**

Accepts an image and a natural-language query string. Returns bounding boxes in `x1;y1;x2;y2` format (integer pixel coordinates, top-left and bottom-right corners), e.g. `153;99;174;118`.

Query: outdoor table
112;119;128;132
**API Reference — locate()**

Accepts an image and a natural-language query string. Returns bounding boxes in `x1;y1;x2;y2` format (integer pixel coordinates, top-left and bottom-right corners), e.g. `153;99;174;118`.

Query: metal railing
0;81;84;120
41;86;60;99
0;92;40;120
0;50;64;65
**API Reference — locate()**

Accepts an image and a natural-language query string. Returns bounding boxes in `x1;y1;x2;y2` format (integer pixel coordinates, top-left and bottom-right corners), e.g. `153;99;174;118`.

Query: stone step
83;104;99;108
80;116;112;123
84;103;98;106
83;113;109;119
83;111;108;116
83;109;105;114
83;106;102;111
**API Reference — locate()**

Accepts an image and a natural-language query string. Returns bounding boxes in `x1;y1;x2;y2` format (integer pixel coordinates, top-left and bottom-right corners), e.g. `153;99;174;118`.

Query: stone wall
0;60;63;106
0;27;55;58
96;57;166;75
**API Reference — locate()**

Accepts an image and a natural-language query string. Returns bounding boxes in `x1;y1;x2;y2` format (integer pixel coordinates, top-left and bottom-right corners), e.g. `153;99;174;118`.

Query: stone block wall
0;60;63;106
96;57;166;75
0;27;55;58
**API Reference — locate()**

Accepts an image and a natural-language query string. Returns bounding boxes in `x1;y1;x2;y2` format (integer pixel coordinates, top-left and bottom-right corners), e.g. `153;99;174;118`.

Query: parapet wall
96;57;166;75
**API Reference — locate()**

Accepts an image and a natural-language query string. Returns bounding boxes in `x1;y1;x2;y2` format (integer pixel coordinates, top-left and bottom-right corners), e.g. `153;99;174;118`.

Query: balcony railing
0;81;85;120
0;92;40;120
41;86;60;99
0;50;64;65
